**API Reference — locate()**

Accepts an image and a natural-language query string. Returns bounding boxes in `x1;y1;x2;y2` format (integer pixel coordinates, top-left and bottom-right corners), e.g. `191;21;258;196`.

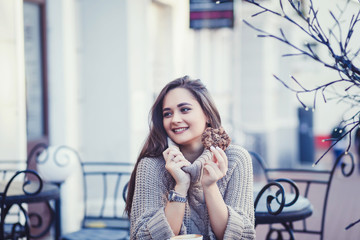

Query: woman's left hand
201;146;228;188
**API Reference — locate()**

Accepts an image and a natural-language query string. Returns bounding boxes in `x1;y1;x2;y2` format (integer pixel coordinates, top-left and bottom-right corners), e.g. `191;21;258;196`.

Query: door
23;0;49;153
23;0;51;238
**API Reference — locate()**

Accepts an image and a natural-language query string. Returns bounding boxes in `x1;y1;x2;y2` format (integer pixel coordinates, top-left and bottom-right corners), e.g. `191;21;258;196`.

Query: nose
171;111;182;123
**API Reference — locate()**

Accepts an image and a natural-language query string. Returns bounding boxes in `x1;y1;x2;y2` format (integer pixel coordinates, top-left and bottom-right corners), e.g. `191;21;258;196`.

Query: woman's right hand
163;147;191;193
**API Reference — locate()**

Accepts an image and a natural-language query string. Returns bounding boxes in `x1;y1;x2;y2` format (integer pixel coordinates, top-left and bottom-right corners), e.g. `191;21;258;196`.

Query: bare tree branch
240;0;360;229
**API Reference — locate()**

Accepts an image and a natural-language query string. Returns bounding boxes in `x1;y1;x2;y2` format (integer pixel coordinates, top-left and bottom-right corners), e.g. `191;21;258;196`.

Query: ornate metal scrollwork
1;170;43;239
29;144;78;183
27;143;49;166
254;181;286;216
26;144;79;238
32;144;79;168
255;178;300;216
254;178;300;240
334;152;355;177
273;178;299;207
27;200;56;239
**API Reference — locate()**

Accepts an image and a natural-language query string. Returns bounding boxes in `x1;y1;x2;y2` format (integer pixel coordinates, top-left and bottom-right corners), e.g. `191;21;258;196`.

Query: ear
206;119;211;127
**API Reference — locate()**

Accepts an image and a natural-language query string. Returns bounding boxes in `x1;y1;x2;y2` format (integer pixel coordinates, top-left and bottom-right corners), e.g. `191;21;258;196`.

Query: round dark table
0;181;59;203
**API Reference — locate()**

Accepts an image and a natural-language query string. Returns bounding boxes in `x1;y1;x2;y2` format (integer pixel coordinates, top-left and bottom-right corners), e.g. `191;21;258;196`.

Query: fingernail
216;146;221;150
210;146;215;151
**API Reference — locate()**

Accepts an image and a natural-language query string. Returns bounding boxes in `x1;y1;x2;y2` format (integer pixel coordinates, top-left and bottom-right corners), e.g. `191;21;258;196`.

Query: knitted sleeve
130;157;186;239
221;145;256;239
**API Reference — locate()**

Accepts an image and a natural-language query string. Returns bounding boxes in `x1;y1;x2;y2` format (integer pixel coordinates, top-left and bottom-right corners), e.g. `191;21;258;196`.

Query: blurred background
1;0;359;238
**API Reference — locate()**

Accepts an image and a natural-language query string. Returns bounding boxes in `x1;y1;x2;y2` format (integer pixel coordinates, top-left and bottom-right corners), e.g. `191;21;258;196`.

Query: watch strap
168;190;187;203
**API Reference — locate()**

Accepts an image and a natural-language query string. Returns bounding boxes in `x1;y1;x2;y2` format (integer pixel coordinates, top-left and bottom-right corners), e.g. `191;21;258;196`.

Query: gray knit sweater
130;144;255;240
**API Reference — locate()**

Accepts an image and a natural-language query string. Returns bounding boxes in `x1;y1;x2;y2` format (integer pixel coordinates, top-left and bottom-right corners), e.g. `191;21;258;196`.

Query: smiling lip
173;127;188;133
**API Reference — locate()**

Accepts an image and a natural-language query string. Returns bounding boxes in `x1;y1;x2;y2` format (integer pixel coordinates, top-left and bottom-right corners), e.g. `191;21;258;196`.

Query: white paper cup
170;234;203;240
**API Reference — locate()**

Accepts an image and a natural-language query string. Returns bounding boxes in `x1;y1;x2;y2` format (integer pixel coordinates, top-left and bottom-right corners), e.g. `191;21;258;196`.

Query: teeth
174;128;187;132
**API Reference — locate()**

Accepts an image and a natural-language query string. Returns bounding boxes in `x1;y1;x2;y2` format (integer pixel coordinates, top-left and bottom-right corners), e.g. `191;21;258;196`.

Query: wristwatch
168;190;187;203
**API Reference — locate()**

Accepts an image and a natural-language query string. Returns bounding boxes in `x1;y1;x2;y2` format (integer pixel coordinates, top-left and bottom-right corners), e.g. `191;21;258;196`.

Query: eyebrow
163;102;192;112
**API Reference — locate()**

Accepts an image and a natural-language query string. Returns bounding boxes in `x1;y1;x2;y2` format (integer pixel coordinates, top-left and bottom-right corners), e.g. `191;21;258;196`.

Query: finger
163;148;171;161
168;152;177;162
172;155;184;163
169;148;183;158
173;149;185;158
204;161;223;176
215;147;228;173
177;159;191;168
216;146;227;161
165;151;178;163
203;163;218;177
210;146;222;164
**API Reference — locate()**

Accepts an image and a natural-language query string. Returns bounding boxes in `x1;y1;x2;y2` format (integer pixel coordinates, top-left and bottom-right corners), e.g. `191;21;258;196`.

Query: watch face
169;191;175;201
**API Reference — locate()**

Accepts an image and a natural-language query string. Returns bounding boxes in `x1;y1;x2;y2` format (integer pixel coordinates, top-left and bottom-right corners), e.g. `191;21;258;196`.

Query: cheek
193;119;207;133
196;115;207;128
163;118;170;131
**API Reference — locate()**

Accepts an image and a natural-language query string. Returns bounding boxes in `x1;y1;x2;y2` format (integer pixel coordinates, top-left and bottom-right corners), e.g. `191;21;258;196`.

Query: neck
180;142;204;163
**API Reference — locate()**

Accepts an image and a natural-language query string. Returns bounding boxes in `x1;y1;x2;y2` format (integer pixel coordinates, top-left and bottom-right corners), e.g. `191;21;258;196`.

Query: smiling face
162;87;208;149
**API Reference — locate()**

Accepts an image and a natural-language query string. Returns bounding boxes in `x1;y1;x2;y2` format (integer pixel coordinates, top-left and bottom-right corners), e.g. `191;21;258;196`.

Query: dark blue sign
190;0;234;29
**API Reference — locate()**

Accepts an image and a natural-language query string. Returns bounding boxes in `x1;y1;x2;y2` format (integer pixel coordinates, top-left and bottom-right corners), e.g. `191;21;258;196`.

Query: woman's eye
181;107;191;113
163;112;172;118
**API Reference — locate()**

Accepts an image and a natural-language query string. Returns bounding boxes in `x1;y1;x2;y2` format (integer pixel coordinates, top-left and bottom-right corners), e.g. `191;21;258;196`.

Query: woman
125;76;255;239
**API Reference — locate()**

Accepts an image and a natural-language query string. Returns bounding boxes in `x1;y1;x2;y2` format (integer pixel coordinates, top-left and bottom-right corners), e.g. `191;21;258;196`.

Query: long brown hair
125;75;222;216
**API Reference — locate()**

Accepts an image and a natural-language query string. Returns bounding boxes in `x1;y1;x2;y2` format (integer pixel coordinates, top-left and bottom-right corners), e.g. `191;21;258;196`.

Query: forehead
163;88;198;107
